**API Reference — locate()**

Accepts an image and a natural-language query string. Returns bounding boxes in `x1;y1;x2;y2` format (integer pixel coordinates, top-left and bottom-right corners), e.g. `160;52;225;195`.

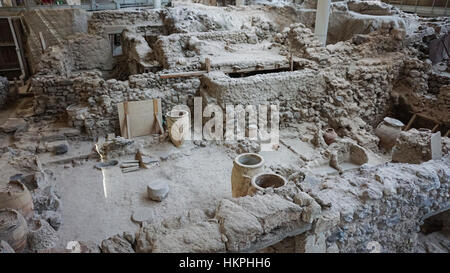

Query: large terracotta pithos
375;117;404;151
0;181;34;219
247;173;286;196
0;208;28;252
231;153;264;198
166;109;190;147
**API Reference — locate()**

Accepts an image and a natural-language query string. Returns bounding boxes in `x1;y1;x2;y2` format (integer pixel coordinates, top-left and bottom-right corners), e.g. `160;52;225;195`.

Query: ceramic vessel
0;181;34;219
375;117;404;151
66;104;89;128
231;153;264;198
323;128;338;145
0;208;28;252
166;109;189;147
248;173;287;196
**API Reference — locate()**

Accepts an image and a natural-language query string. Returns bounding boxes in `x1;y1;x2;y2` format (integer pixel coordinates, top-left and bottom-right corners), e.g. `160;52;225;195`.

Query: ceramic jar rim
251;173;286;191
234;153;264;169
0;208;19;227
1;180;25;195
383;117;404;127
166;109;189;118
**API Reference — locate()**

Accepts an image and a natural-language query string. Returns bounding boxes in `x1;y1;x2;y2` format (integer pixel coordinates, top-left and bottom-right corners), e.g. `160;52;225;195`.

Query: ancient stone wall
153;30;262;70
0;77;9;109
88;9;163;37
32;70;200;137
21;8;89;74
131;156;449;253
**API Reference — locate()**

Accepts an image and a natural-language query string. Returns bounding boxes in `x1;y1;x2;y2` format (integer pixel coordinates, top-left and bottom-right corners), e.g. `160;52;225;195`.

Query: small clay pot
375;117;404;151
323;128;338;145
231;153;265;198
0;181;34;219
0;208;28;252
248;173;287;195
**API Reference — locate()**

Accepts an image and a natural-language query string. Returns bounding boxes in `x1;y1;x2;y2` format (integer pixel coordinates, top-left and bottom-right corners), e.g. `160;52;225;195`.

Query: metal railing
383;0;449;16
0;0;171;11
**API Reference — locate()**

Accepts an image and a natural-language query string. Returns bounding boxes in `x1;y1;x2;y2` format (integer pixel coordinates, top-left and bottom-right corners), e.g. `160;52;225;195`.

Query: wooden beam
153;98;164;134
289;53;294;71
158;63;292;79
39;31;46;52
159;71;208;79
124;101;131;139
404;113;417;131
205;58;211;73
431;123;440;133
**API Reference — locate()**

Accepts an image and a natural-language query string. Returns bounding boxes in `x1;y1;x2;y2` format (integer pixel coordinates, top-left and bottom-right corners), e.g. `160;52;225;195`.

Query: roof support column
314;0;331;46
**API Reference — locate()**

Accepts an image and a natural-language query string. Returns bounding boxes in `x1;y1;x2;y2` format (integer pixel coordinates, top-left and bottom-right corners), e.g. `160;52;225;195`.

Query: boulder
101;234;134;253
0;118;28;134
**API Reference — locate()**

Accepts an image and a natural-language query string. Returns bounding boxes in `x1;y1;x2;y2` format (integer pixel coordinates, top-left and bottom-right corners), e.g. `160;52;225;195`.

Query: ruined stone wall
429;72;450;95
200;27;408;149
21;8;89;74
120;29;164;76
129;156;449;253
78;73;200;137
32;70;200;137
88;9;163;37
154;30;262;70
303;156;450;253
35;33;114;77
32;71;104;116
0;77;9;109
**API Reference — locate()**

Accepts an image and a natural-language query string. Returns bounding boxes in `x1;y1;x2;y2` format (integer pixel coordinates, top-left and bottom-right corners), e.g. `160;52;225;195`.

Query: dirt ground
47;141;235;246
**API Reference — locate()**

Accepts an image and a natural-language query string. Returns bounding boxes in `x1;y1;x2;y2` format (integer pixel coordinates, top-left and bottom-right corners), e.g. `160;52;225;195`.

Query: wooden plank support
124;101;132;139
205;58;211;73
153;98;164;134
431;123;440;133
404;113;417;131
159;71;208;79
39;31;46;52
445;129;450;138
289;53;293;71
159;63;291;79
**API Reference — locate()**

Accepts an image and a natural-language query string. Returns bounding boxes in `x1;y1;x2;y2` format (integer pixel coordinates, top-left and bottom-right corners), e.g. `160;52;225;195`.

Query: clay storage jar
166;109;190;147
231;153;264;198
248;173;287;196
375;117;404;151
323;128;338;145
0;208;28;252
0;181;34;219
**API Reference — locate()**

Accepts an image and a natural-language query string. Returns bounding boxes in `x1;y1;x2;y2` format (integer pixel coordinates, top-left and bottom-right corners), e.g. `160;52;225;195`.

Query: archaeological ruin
0;0;448;256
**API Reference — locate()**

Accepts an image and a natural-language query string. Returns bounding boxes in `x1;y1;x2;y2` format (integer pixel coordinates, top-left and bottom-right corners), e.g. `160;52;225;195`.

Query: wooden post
289;52;293;71
153;98;164;134
205;58;211;73
441;38;450;58
124;101;132;139
39;32;47;53
404;113;417;131
431;123;440;133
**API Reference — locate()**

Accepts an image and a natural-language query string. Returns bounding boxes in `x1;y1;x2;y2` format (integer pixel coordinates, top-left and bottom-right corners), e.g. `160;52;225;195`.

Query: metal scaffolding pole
314;0;331;46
